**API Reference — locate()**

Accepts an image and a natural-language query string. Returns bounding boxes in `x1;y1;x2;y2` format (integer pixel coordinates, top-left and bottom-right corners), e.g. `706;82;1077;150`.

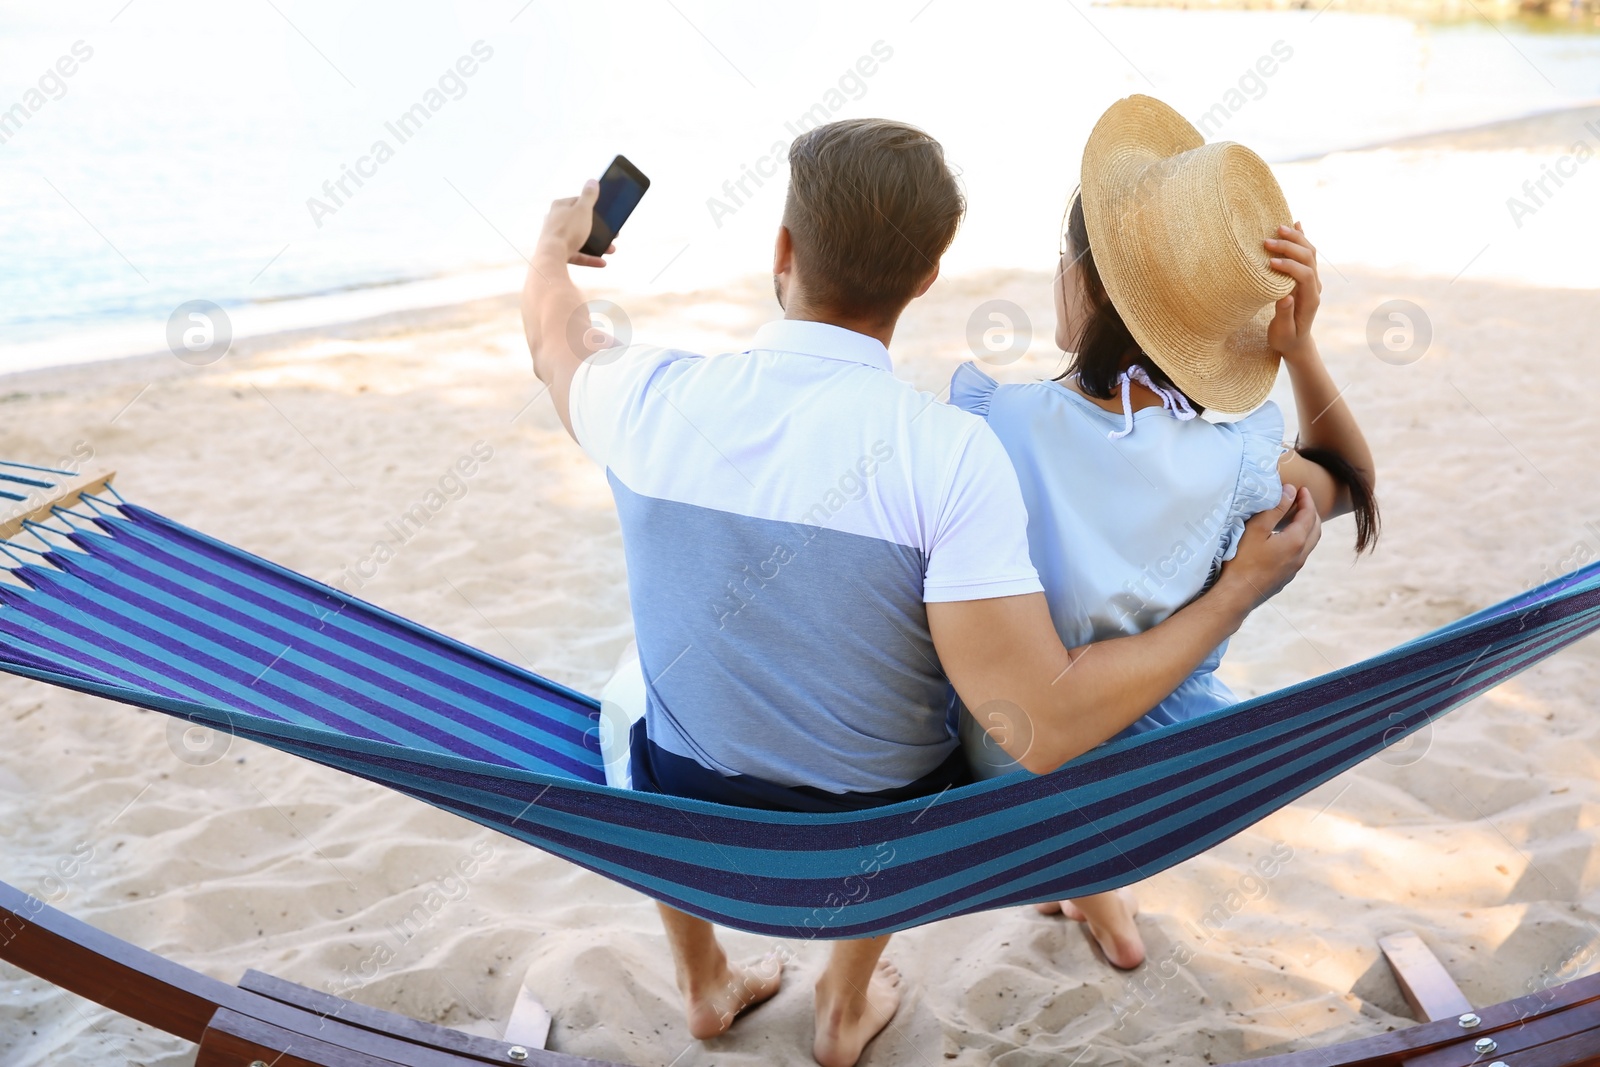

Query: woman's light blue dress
949;362;1286;778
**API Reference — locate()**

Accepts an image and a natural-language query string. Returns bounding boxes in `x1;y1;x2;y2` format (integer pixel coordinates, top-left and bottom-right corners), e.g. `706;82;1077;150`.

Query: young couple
521;94;1376;1067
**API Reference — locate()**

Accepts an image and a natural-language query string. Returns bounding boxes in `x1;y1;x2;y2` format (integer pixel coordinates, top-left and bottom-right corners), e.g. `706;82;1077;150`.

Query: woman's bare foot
682;952;783;1040
813;958;902;1067
1034;889;1145;970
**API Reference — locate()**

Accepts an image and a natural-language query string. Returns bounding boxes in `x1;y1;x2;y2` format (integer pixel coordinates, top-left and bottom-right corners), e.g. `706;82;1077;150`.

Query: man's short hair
784;118;965;320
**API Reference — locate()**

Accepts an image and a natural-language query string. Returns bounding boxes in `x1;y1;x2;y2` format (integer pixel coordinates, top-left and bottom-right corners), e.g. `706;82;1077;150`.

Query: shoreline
1277;100;1600;160
0;265;526;382
9;98;1600;382
0;291;521;395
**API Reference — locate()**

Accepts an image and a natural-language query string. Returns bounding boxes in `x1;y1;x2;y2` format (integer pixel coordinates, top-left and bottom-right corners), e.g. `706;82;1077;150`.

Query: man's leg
657;902;782;1039
1036;888;1144;970
813;933;901;1067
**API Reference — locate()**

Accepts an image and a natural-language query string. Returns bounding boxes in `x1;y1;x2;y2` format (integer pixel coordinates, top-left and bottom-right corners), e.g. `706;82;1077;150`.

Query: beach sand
3;120;1599;1066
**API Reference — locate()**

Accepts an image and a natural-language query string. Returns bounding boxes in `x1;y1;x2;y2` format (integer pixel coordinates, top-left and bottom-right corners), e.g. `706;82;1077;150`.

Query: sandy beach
3;113;1600;1066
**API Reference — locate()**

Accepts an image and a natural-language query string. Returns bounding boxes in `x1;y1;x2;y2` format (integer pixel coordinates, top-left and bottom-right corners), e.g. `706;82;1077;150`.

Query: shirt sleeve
568;343;684;468
923;420;1044;603
1218;400;1287;562
949;361;1000;418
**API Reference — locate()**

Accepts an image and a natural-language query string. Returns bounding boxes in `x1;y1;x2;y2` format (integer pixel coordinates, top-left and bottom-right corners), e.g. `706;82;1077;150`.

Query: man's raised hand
536;179;616;268
522;179;617;440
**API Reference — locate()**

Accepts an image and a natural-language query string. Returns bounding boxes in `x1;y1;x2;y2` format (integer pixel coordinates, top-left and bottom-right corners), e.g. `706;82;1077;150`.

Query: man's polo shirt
569;318;1041;793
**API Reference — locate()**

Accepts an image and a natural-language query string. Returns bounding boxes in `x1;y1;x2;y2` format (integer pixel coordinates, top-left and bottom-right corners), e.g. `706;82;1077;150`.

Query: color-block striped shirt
570;319;1041;793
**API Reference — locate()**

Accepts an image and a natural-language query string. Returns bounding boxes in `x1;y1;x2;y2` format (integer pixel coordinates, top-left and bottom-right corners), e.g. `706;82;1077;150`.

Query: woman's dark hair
1054;190;1185;404
1055;189;1380;554
1297;447;1380;553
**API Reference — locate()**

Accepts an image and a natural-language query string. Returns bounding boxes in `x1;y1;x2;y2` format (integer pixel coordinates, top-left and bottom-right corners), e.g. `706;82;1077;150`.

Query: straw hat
1080;94;1294;413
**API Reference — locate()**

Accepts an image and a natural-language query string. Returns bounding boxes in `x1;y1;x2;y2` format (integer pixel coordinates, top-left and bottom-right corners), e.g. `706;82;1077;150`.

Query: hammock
2;466;1597;942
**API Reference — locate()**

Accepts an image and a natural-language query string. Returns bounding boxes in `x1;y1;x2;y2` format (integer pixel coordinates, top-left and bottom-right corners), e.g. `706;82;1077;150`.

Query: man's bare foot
813;958;902;1067
1034;889;1145;970
682;952;783;1040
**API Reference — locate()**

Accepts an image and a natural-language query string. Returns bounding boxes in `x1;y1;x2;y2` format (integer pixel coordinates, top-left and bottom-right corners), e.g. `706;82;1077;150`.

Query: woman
952;95;1378;969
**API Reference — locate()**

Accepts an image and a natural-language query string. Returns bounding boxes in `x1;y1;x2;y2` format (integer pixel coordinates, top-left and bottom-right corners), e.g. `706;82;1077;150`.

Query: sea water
1;0;1597;373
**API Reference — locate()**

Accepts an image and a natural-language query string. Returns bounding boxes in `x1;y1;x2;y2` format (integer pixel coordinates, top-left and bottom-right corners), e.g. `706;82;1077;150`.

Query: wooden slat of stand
0;469;115;541
1379;931;1475;1022
0;879;604;1067
7;869;1600;1066
1504;1026;1600;1067
197;1006;473;1067
1404;994;1600;1067
1236;969;1600;1065
239;970;548;1062
1378;930;1600;1067
1500;1011;1600;1063
196;1008;369;1067
0;877;237;1042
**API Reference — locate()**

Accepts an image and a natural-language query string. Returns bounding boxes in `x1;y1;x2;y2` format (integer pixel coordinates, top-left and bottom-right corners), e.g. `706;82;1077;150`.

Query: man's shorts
627;718;969;814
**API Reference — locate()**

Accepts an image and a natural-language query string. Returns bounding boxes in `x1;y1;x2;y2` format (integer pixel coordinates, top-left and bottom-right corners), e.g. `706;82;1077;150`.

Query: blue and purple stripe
0;502;1596;938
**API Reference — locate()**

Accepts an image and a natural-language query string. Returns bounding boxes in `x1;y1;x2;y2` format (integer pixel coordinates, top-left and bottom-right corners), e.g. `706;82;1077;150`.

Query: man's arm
928;485;1321;774
522;179;614;440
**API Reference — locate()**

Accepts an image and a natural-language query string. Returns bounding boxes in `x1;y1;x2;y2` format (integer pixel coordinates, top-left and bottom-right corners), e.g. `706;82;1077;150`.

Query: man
522;119;1319;1067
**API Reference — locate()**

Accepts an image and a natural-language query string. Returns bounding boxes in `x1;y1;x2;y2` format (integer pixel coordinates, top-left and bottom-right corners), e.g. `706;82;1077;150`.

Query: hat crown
1133;142;1293;338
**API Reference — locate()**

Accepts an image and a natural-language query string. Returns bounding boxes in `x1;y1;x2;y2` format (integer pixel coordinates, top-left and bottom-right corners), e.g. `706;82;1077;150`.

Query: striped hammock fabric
2;480;1598;940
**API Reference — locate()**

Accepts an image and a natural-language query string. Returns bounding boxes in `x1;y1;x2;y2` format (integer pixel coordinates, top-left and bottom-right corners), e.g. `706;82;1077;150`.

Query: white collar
747;319;892;372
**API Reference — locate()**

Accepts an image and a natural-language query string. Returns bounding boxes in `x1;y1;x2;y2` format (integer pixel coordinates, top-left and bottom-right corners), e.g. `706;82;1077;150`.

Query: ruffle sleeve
949;361;1000;418
1218;400;1287;563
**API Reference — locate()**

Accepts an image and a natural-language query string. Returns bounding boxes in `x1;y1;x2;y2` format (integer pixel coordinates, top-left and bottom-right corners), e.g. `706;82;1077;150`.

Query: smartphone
581;155;650;257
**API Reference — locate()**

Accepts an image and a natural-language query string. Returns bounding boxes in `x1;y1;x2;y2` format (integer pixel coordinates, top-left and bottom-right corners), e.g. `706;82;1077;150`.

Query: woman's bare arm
1266;223;1376;519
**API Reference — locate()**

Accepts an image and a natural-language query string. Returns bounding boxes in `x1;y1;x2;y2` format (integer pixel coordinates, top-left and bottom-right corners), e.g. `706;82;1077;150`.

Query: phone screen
583;155;649;257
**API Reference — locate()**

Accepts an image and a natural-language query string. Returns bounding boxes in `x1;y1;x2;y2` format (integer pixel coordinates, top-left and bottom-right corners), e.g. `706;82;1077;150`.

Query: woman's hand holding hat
1265;222;1322;365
